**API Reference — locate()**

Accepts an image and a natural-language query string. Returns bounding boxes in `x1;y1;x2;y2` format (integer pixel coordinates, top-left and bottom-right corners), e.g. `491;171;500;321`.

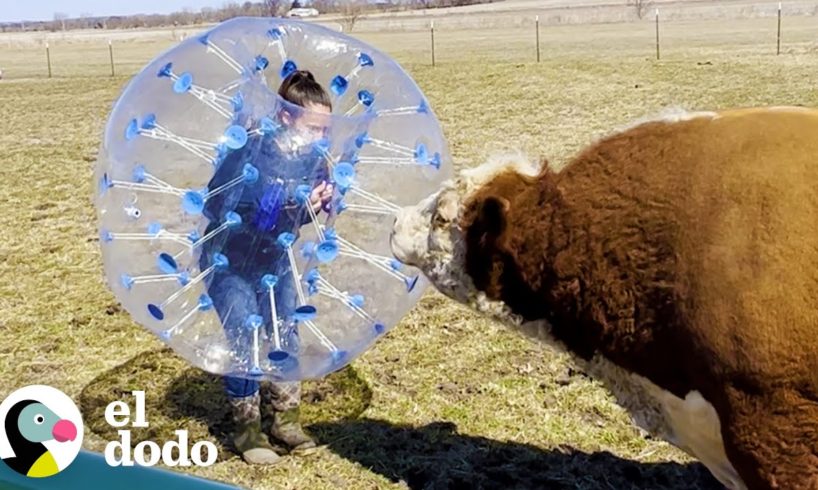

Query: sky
0;0;248;23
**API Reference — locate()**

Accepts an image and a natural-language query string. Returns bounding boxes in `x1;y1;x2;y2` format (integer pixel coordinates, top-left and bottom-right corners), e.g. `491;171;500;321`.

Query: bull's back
564;107;818;383
679;108;818;376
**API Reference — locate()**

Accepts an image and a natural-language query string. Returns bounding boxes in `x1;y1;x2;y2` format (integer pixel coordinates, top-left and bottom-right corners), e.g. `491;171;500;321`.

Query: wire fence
1;4;816;81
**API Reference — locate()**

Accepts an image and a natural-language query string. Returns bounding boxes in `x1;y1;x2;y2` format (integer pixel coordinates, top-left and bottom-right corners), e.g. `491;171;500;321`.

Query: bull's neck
496;175;579;322
499;177;612;359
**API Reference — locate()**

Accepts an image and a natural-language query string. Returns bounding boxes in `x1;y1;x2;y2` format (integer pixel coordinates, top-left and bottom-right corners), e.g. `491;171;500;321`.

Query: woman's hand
309;181;334;213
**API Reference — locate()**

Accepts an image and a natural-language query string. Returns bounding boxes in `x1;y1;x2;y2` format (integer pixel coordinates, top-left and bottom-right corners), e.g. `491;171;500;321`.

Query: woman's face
290;102;331;144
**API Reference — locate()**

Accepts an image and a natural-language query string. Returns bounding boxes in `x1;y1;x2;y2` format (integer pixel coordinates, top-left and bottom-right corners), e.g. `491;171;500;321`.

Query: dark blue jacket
200;132;329;283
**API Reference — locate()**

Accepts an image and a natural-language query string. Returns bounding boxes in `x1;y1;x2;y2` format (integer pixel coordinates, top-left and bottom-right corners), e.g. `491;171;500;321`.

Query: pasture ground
2;6;818;489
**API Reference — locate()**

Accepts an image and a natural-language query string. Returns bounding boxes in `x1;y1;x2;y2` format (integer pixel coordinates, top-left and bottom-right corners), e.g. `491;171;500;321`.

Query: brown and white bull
391;107;818;489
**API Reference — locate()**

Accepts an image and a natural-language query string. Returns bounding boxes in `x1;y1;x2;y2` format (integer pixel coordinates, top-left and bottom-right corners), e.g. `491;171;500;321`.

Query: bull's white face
391;180;475;303
391;153;543;307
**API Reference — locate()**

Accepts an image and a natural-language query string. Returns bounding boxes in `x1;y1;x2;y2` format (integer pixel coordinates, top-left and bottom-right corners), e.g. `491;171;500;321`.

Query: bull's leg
721;387;818;489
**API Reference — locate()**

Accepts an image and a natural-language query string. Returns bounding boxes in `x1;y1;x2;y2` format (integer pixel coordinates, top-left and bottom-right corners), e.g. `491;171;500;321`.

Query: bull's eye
432;211;447;228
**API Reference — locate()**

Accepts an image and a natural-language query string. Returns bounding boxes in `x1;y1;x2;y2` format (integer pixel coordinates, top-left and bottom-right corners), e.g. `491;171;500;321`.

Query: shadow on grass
79;349;721;488
79;348;372;460
310;418;723;490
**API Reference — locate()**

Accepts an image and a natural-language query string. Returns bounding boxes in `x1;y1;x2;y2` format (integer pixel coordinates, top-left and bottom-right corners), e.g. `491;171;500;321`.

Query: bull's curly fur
392;107;818;490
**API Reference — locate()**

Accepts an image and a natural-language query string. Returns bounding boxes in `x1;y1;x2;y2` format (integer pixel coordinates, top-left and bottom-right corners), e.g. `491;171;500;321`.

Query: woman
201;70;333;465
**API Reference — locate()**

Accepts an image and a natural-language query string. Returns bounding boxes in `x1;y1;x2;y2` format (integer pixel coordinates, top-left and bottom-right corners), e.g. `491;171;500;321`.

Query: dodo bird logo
0;385;83;478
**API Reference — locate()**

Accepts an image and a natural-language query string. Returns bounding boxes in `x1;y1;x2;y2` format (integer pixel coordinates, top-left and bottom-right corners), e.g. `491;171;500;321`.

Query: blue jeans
208;264;300;399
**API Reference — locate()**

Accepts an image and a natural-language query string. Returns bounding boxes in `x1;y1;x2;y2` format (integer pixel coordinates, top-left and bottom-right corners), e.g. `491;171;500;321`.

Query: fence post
777;2;782;55
535;15;540;63
430;21;436;67
46;42;52;78
109;40;115;76
655;8;660;60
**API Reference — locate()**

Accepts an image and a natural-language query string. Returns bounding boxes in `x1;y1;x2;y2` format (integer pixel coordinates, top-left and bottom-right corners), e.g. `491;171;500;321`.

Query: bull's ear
473;195;510;241
466;195;511;296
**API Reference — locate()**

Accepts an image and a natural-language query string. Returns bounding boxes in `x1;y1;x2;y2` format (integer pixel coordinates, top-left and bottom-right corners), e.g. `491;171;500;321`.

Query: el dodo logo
0;385;82;478
104;391;217;467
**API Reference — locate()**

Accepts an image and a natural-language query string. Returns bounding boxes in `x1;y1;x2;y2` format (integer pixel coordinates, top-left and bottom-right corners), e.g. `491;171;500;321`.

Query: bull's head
391;153;543;309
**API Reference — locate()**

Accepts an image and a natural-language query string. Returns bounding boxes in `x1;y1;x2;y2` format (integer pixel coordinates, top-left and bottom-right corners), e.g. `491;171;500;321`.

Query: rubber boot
269;407;317;454
229;394;282;465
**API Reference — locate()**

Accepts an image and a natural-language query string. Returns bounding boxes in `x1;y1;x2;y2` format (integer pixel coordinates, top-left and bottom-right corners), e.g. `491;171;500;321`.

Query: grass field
3;7;818;489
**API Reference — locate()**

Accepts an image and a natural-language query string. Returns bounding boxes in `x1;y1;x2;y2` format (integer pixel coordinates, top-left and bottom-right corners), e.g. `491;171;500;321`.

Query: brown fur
462;108;818;489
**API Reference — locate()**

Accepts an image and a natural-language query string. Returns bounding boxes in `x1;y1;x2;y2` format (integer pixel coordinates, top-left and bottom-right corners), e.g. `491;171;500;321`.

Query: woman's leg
259;261;316;453
261;380;316;453
258;258;301;354
209;273;281;464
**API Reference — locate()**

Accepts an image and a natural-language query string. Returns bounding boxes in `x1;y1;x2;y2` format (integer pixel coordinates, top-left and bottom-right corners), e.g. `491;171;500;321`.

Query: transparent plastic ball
95;17;451;381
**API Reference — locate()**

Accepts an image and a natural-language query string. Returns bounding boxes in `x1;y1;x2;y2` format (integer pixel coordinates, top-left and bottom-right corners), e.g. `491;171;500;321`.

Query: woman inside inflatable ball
194;49;430;381
103;19;450;386
202;70;335;379
97;18;450;455
199;69;338;462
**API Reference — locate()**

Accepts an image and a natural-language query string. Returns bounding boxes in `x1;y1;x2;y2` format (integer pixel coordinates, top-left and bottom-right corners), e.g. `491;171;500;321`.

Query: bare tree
340;0;366;32
127;14;147;28
264;0;287;16
310;0;336;14
201;7;216;22
53;12;68;31
241;2;261;15
627;0;654;20
219;2;244;21
78;12;93;29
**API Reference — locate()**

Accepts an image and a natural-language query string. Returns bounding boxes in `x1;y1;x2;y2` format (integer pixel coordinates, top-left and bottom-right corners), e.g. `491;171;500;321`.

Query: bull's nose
392;208;404;233
389;223;403;261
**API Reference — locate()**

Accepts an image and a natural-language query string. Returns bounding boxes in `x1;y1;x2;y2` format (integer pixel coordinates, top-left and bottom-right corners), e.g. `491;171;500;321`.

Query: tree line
0;0;497;33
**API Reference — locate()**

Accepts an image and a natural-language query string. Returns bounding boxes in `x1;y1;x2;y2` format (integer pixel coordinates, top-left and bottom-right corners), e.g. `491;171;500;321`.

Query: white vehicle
286;8;319;18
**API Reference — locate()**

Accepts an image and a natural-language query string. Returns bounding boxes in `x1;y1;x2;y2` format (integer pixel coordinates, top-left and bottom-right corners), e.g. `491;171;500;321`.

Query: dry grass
3;14;818;489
